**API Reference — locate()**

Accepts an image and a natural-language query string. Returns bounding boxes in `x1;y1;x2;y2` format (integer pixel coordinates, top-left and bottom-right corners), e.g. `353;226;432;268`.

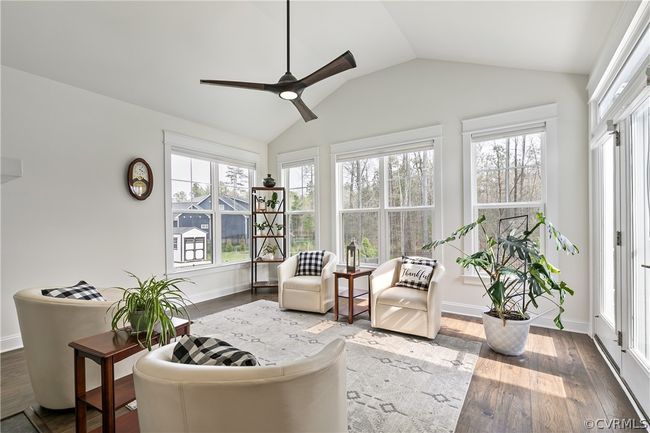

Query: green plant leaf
488;280;506;305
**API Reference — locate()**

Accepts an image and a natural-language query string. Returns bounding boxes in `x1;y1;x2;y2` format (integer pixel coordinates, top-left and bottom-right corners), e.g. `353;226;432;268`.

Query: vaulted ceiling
2;1;623;143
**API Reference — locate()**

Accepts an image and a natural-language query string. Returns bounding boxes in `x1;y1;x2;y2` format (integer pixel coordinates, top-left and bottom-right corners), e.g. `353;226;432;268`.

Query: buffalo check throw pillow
41;281;106;301
172;335;258;367
395;256;438;291
295;250;325;276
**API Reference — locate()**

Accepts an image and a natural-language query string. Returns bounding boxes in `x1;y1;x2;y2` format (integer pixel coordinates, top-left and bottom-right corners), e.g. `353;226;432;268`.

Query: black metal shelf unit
250;187;287;292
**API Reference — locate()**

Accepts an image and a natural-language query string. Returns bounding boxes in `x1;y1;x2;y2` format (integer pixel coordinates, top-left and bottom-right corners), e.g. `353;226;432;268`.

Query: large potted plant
110;272;193;350
423;213;579;356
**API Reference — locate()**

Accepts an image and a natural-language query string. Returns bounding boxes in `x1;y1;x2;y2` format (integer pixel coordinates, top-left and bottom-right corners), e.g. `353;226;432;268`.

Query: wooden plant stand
69;318;190;433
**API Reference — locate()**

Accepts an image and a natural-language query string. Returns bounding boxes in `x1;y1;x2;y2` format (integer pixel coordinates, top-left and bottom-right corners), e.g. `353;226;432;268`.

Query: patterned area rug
192;300;481;433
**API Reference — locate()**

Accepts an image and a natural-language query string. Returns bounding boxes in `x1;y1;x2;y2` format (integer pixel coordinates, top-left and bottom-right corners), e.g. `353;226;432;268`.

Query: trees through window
337;148;434;265
471;131;544;249
282;162;317;255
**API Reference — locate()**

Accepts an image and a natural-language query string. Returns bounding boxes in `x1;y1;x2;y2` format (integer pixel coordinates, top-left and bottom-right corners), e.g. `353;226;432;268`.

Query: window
597;25;649;121
218;163;251;263
169;152;253;270
336;147;435;265
282;162;317;255
462;104;557;262
471;130;545;248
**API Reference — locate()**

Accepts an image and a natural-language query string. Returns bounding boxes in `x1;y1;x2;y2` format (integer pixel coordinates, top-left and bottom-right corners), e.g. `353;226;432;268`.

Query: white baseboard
1;333;23;353
442;301;590;334
189;283;250;305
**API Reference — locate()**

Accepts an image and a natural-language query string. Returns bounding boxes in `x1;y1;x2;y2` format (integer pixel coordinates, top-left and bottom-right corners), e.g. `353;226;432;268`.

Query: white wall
269;58;591;332
1;66;267;351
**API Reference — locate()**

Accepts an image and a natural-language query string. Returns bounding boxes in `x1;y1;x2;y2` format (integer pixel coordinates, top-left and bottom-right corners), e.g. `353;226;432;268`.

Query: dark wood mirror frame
127;158;153;201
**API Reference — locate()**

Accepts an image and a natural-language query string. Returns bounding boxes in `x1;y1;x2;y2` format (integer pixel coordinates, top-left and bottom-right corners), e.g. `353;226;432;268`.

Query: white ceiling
2;1;623;143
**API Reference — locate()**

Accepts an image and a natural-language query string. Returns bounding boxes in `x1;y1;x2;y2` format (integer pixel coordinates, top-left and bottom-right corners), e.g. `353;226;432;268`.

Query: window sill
462;274;485;286
167;261;250;278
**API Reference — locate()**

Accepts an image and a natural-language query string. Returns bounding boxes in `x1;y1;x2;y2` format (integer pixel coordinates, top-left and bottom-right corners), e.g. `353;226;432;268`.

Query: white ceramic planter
482;313;532;356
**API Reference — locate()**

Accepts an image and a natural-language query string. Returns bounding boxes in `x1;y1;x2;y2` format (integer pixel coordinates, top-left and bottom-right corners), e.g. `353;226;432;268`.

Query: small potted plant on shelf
423;213;579;356
109;272;193;350
258;243;278;261
255;221;270;235
255;195;267;212
266;192;279;210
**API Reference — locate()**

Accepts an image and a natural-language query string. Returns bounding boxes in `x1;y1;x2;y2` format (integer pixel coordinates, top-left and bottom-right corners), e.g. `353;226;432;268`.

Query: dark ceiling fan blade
298;50;357;87
291;97;318;122
200;80;278;93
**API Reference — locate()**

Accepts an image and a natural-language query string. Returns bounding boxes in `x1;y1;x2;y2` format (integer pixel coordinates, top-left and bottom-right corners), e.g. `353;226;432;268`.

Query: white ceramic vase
482;313;532;356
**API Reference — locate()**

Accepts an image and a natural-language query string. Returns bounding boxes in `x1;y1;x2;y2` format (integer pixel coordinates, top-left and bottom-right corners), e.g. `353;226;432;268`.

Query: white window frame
462;104;559;284
330;125;443;267
277;147;320;255
588;2;649;137
164;130;259;276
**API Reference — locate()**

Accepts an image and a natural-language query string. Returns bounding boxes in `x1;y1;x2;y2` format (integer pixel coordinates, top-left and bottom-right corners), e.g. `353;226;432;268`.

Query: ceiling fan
200;0;357;122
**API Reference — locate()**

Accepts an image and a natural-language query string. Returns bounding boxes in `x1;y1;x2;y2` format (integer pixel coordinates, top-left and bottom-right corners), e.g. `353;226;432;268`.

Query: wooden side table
69;318;190;433
334;269;372;324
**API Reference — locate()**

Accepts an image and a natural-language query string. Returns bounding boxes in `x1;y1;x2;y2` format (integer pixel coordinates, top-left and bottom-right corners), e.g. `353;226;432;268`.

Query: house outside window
165;131;257;273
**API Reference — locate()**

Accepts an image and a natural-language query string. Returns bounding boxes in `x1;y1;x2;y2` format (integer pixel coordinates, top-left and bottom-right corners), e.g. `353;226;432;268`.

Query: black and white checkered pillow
41;281;106;301
395;256;438;290
295;250;325;276
171;335;258;367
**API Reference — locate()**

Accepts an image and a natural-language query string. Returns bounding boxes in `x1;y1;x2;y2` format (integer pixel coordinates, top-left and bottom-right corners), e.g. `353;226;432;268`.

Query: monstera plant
423;212;579;355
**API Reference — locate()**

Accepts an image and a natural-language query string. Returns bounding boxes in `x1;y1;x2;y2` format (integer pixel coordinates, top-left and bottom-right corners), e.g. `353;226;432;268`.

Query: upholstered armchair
13;287;138;409
133;338;347;433
370;258;445;339
277;251;337;313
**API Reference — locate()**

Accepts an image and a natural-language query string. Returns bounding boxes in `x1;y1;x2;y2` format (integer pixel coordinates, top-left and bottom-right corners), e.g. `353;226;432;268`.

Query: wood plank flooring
1;290;642;433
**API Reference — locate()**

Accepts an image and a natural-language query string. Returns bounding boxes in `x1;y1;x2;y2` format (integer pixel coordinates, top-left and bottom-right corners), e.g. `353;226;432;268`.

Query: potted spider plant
109;272;193;350
423;213;579;356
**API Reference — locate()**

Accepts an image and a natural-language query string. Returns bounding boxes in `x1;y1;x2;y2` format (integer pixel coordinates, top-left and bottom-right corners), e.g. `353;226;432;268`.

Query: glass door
594;133;622;367
621;95;650;414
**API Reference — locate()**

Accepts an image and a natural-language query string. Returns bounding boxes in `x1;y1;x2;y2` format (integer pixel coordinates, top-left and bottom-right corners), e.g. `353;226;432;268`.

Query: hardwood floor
1;290;641;433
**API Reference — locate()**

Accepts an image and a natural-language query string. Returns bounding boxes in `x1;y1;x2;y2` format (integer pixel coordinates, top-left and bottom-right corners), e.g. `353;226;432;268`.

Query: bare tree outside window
338;148;435;264
284;163;317;254
473;132;544;248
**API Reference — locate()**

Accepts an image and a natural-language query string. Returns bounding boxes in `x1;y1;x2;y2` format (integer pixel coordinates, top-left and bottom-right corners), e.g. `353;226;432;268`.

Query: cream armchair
133;338;347;433
13;287;137;409
370;258;445;339
277;251;337;313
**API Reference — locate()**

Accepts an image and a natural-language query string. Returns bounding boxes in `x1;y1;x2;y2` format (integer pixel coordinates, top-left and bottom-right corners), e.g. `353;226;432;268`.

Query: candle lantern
346;239;360;272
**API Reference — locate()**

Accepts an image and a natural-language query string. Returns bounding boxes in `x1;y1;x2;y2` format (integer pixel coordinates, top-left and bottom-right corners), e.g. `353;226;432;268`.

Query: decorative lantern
346;239;360;272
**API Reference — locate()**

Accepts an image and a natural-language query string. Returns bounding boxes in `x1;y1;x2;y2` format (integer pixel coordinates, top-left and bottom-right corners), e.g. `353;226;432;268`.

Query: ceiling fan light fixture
279;90;298;100
200;0;356;122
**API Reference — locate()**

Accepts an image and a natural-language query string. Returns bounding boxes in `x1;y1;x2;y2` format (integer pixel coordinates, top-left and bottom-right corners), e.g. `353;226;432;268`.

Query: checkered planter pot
482;313;532;356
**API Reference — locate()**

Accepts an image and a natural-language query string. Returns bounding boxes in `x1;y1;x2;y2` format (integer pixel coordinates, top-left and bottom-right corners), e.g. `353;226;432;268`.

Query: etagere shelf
250;186;287;292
